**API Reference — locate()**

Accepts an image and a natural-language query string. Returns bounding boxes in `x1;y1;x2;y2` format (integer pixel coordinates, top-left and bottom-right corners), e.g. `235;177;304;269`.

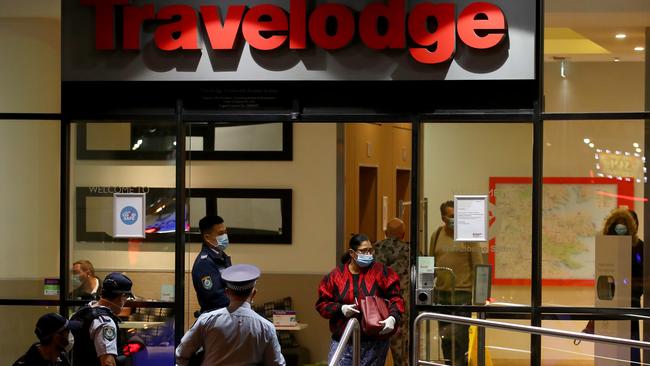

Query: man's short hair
199;215;224;234
440;200;454;217
73;260;96;277
228;287;255;298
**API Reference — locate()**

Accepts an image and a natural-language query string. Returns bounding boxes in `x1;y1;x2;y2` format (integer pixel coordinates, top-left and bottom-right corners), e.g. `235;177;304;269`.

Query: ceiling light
633;142;640;148
589;143;595;148
583;138;590;144
615;33;627;39
634;46;645;52
636;148;642;153
614;57;621;62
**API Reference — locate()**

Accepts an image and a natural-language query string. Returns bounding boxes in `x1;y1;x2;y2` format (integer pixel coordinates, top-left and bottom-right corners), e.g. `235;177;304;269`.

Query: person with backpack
70;272;134;366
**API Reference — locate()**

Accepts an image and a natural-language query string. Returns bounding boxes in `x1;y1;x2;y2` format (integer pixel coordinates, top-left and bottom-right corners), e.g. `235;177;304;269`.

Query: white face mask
65;332;74;353
72;275;82;288
104;297;126;314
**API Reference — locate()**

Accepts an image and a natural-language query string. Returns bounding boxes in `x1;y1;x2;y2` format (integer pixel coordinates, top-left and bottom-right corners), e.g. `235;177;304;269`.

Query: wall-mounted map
488;177;634;286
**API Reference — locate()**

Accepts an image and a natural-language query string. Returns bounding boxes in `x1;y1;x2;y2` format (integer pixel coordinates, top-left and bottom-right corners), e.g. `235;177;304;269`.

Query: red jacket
315;261;405;340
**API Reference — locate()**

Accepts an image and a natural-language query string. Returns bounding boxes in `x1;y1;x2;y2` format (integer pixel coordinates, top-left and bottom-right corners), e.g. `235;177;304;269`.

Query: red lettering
154;5;199;51
359;0;406;49
123;5;155;50
457;2;506;49
243;5;288;50
408;3;456;64
289;0;307;49
83;1;509;64
80;0;129;50
200;5;246;50
308;4;355;50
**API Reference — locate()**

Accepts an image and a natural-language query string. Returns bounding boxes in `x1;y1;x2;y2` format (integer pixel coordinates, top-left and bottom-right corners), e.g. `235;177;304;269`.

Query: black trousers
437;290;472;366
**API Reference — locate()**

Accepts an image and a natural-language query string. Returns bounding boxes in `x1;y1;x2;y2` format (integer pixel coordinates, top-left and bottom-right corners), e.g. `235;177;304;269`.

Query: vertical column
641;28;650;363
531;102;543;366
175;100;186;345
60;120;71;316
409;119;420;365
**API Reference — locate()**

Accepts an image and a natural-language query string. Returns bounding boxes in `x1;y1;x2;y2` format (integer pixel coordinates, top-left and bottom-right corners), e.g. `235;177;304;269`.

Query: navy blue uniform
192;244;232;313
13;343;71;366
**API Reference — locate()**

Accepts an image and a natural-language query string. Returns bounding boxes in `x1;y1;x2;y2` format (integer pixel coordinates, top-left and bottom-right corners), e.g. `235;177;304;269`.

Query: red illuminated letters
81;0;508;64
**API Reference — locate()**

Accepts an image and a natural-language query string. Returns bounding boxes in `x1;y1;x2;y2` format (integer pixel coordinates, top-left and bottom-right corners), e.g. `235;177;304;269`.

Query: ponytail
341;233;370;264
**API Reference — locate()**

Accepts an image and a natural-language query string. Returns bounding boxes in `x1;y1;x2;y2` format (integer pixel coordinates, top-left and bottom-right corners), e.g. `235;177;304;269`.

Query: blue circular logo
120;206;139;225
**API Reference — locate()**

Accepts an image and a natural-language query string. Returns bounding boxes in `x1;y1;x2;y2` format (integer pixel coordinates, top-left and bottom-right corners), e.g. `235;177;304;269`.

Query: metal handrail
329;318;361;366
413;312;650;366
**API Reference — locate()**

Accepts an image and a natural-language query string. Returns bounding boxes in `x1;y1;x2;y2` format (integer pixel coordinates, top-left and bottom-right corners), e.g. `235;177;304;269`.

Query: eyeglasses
356;248;375;255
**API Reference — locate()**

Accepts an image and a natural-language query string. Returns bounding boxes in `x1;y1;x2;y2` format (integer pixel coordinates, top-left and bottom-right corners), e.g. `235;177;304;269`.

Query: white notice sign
113;193;146;238
454;195;488;242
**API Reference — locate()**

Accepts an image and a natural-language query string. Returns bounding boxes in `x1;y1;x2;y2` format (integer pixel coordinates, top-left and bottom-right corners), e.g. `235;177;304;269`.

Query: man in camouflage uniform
374;218;410;365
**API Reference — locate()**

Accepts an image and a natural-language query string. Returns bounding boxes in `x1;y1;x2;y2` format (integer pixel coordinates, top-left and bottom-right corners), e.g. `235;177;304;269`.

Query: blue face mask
356;253;374;268
614;224;628;235
216;233;229;251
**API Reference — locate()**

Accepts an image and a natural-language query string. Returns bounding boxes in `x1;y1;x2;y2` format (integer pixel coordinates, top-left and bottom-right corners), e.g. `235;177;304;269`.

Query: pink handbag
358;296;394;336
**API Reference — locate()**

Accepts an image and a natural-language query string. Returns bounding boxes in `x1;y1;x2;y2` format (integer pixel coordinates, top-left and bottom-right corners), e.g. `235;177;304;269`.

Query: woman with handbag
316;234;405;366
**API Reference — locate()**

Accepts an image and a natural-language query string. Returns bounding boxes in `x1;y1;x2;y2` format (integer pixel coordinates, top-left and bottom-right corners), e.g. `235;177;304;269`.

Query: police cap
35;313;81;341
221;264;261;291
102;272;135;299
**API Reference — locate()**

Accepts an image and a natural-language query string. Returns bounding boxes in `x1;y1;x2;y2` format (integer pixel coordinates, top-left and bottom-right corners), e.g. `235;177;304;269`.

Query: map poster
488;177;634;286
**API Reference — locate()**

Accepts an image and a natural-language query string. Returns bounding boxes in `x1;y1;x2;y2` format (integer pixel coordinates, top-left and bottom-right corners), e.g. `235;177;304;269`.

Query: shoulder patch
102;326;116;341
200;254;208;259
201;275;213;290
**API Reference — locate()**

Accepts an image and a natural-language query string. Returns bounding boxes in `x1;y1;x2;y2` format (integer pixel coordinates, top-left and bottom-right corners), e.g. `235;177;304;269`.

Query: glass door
67;118;179;365
415;120;534;365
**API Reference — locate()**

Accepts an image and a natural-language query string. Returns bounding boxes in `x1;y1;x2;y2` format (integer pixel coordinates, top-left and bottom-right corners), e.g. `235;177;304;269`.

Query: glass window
420;122;533;306
0;121;60;299
541;319;642;365
69;120;176;303
544;0;650;112
415;317;531;366
542;120;644;308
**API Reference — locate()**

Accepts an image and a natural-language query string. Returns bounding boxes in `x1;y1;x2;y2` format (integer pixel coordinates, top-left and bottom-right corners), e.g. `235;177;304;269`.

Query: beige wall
0;121;60;283
0;17;61;282
0;17;61;366
544;61;644;112
0;18;60;113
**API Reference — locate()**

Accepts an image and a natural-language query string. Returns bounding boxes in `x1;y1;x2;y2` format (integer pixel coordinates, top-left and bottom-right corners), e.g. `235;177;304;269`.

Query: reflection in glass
217;198;283;235
81;122;289;159
542;120;644;308
214;123;283;151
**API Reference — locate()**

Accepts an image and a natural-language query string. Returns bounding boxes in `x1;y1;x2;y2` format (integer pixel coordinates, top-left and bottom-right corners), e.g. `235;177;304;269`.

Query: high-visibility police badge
201;276;213;290
103;326;116;341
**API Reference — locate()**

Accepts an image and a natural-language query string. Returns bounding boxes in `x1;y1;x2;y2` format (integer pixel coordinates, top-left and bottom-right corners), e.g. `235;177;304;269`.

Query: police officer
13;313;81;366
176;264;286;366
70;272;134;366
192;215;232;314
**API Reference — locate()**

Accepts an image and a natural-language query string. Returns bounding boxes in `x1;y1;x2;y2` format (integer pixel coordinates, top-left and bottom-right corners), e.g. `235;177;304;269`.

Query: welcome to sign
62;0;535;81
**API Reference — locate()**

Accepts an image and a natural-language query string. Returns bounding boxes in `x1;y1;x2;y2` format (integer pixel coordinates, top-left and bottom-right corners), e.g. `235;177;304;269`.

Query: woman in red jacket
316;234;405;366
